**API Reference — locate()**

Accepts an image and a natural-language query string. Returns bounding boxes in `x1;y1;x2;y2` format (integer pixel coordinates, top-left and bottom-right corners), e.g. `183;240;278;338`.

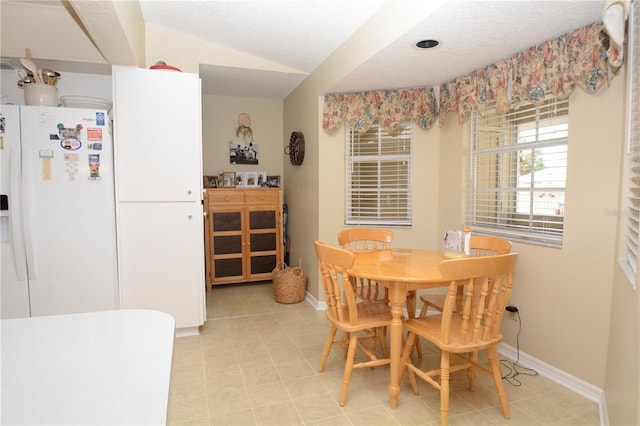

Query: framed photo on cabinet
245;172;258;187
267;175;281;188
203;175;219;188
258;171;268;187
222;171;236;188
235;172;245;187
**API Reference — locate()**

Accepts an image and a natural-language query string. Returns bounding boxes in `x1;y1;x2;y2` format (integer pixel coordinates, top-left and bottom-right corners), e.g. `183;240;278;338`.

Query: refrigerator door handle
9;146;27;281
20;151;37;280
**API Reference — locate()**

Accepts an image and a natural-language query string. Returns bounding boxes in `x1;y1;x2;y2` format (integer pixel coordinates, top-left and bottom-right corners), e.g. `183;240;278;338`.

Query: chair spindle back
337;228;393;302
314;241;360;325
468;235;513;257
438;253;518;346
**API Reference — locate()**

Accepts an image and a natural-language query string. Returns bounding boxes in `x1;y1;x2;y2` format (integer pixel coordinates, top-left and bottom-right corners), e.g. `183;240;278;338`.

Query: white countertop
1;309;175;425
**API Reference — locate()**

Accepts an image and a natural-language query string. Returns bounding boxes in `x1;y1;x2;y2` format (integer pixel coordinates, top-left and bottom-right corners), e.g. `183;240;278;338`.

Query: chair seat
404;314;503;353
327;301;392;333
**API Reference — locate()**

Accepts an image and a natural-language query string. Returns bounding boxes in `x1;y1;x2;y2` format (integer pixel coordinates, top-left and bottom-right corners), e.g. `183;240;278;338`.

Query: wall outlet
506;304;518;321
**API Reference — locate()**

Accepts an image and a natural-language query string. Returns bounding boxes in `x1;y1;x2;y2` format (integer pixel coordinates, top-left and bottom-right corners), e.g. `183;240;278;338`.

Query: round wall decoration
286;131;305;165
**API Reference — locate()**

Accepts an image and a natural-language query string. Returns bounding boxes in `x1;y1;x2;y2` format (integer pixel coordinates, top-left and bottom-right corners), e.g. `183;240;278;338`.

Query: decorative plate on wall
286;131;305;165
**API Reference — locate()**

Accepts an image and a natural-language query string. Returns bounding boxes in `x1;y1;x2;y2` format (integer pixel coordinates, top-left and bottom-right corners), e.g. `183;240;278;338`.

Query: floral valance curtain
322;87;438;134
322;21;620;135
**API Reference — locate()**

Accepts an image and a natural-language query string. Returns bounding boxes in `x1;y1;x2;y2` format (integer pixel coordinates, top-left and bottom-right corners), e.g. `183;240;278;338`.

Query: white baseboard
306;291;326;310
174;326;200;338
498;342;607;425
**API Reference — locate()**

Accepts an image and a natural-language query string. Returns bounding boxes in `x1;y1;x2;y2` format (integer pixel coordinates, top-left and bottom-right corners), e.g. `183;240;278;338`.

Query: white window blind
346;124;412;226
466;97;569;247
622;0;639;288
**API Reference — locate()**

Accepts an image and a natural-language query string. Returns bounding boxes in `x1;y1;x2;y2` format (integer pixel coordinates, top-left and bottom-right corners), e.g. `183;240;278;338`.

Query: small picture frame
222;171;236;188
267;175;281;188
203;175;219;188
245;172;258;187
257;171;268;187
235;172;245;187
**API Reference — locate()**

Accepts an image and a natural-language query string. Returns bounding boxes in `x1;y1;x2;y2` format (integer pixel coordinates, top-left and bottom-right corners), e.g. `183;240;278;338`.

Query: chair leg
487;346;510;419
405;292;423;361
377;326;388;358
339;333;359;406
467;351;478;391
413;336;423;361
406;291;417;317
418;300;429;317
400;331;419;394
439;350;451;426
341;331;350;358
319;326;337;372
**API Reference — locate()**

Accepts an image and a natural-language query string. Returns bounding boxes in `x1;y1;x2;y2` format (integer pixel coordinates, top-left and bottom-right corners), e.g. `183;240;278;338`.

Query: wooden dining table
350;248;448;409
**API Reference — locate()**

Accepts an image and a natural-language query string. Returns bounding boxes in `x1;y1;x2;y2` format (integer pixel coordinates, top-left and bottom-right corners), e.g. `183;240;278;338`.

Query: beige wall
606;266;640;425
436;77;625;388
201;94;284;179
605;64;640;424
435;77;624;388
145;23;304;75
281;93;322;301
285;72;626;390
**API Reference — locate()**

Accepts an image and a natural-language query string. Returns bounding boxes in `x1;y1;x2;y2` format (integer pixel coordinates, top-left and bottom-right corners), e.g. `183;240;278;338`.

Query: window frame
620;0;639;289
465;97;569;247
345;123;413;227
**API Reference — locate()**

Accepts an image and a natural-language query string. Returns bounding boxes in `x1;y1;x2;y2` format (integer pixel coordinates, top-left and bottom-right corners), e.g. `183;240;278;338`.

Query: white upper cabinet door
112;66;203;202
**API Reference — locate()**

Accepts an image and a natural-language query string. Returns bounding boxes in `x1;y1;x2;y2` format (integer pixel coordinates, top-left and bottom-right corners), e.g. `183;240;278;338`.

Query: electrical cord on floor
500;309;538;386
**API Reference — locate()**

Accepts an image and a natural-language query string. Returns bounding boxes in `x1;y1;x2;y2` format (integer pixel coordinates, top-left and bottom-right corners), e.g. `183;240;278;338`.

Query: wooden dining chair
314;241;391;406
338;227;423;359
337;228;393;303
419;235;512;316
400;252;519;426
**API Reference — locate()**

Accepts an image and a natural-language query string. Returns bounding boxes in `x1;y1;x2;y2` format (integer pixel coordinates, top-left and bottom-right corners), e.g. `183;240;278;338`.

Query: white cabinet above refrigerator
112;66;202;203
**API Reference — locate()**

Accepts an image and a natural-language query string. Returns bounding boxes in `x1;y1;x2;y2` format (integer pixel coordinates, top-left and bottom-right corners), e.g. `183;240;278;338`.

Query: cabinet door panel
214;235;242;254
249;211;276;229
213;212;242;231
214;258;244;278
250;233;277;252
251;255;277;275
118;203;204;328
113;66;202;202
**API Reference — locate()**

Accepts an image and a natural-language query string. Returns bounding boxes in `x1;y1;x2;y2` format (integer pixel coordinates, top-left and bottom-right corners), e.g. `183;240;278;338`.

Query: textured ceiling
328;0;607;93
1;0;607;99
138;0;605;98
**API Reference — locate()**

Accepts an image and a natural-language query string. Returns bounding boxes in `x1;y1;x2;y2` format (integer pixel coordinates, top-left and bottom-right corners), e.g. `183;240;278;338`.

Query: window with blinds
621;0;639;288
346;124;412;226
466;97;569;247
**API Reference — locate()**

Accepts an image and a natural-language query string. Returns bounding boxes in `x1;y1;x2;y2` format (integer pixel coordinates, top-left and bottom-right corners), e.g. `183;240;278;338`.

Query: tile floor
168;282;601;425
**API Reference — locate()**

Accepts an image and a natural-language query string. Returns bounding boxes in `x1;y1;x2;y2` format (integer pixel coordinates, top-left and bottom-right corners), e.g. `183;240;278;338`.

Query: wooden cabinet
204;188;283;286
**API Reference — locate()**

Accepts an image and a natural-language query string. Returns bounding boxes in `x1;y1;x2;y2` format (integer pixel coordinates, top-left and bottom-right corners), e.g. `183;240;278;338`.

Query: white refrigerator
0;105;118;319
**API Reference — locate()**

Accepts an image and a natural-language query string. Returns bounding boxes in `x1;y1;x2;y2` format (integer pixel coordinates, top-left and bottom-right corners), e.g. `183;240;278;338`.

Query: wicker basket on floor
272;263;307;304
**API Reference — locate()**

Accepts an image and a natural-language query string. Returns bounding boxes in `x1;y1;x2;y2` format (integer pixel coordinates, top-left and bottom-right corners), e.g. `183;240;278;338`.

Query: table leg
387;283;407;409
